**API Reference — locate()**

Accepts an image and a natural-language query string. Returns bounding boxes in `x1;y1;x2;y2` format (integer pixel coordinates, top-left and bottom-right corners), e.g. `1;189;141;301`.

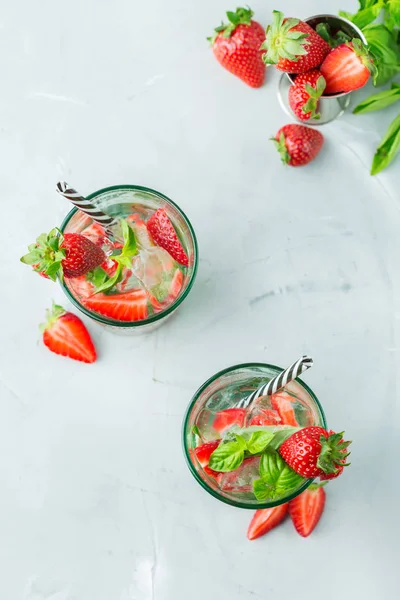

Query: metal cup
278;14;368;125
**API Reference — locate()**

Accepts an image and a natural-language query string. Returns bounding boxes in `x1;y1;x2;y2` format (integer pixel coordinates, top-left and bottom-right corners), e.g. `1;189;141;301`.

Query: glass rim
182;362;327;510
58;184;199;328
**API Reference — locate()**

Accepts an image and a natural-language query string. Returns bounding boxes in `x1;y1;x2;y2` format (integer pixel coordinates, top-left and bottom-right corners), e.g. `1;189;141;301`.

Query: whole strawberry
320;39;376;94
262;10;330;73
209;6;266;88
289;70;326;121
271;124;324;167
279;426;351;479
21;228;106;280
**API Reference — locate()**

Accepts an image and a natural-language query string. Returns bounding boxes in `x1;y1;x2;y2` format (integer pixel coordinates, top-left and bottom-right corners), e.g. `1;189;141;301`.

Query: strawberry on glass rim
21;229;106;280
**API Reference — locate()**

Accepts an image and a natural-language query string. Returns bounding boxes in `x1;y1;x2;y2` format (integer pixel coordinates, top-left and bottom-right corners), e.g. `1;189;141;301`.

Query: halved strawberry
147;209;189;266
83;290;148;322
320;39;376;94
213;408;246;434
289;483;326;537
247;503;289;540
41;303;96;363
271;392;298;426
248;408;282;426
194;440;220;467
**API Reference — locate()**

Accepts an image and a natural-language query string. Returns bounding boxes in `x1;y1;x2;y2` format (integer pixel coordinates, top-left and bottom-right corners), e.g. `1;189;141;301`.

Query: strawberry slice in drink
271;392;299;426
147;208;189;266
248;408;282;427
191;440;222;484
83;289;148;322
213;408;246;434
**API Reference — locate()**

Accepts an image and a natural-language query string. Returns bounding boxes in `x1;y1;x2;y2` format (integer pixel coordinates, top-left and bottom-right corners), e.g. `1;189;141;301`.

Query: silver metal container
278;14;368;124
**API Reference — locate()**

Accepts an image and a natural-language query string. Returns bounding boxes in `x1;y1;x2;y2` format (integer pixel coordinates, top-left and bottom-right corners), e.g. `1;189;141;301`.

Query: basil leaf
352;3;384;28
246;431;275;454
387;0;400;27
94;263;123;293
371;112;400;175
268;428;299;451
353;83;400;114
208;436;247;472
258;450;304;499
253;478;273;502
363;24;400;87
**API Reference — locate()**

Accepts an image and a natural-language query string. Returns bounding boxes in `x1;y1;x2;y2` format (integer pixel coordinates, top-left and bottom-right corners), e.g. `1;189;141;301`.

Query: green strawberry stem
262;10;308;65
39;302;66;333
208;6;254;44
349;38;377;83
317;432;351;475
20;228;66;281
303;75;326;119
271;132;291;165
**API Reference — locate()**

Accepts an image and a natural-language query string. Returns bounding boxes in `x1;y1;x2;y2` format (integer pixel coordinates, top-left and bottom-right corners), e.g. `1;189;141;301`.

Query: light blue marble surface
0;0;398;598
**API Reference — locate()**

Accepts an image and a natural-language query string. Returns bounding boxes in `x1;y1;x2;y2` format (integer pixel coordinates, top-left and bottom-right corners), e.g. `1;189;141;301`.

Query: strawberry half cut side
247;503;289;540
40;303;97;363
289;483;326;537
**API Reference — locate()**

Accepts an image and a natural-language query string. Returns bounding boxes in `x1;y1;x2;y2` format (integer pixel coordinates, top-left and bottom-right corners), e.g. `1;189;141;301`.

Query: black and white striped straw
236;355;314;409
56;181;120;240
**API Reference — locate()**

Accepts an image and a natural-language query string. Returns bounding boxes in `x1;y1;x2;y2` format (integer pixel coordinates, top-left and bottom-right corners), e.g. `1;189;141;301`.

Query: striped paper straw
56;181;120;240
236;355;314;409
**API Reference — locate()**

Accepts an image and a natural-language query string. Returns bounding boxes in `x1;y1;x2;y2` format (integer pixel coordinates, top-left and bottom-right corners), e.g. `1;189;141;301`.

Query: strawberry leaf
45;261;63;281
208;435;247;472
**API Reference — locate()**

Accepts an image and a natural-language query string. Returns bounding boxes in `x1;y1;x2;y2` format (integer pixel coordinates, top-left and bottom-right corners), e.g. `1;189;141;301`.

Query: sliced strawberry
271;392;298;426
101;258;118;277
41;303;96;363
289;484;326;537
320;40;375;94
83;290;148;322
203;465;222;483
247;503;289;540
147;209;189;266
213;408;246;434
194;440;220;467
248;408;282;426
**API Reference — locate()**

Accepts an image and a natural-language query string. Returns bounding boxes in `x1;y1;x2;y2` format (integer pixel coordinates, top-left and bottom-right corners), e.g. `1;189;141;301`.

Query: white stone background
0;0;399;598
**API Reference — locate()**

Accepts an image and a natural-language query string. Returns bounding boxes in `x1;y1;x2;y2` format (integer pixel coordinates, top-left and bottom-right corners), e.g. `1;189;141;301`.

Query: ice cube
218;456;260;493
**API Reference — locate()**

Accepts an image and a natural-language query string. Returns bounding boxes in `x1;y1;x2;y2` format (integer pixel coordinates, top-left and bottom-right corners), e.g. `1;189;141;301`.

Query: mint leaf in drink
191;425;202;439
120;219;137;258
371;112;400;174
208;435;247;472
353;83;400;114
87;266;108;288
246;431;275;454
258;449;304;499
94;263;123;293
